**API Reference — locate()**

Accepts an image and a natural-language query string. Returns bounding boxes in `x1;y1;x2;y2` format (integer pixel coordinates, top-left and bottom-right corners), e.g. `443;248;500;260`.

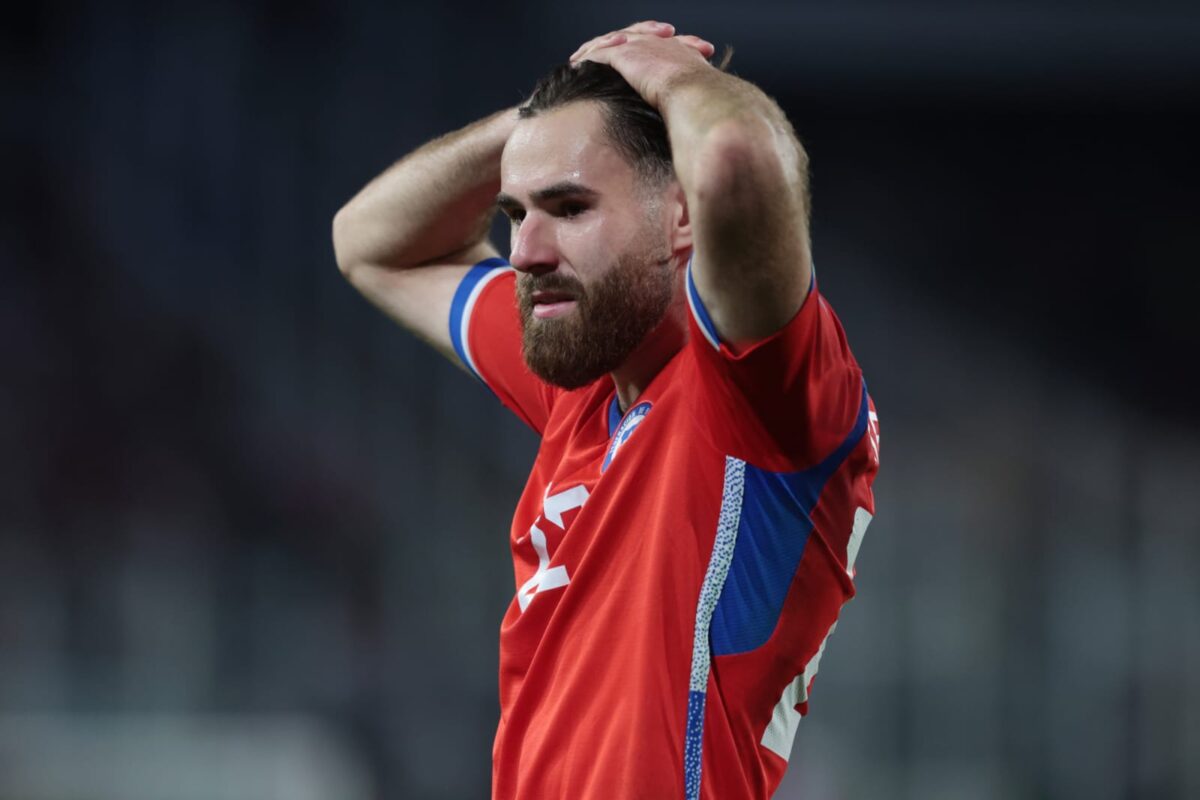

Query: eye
560;201;588;219
506;208;525;225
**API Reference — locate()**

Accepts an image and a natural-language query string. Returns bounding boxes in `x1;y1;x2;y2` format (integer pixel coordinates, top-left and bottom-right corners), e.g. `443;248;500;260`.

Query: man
333;20;880;800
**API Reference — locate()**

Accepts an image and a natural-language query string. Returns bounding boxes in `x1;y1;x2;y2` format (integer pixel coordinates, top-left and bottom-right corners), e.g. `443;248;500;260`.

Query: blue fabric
602;401;651;472
606;393;623;437
686;262;721;347
686;259;816;350
683;689;706;800
709;381;869;655
448;258;508;379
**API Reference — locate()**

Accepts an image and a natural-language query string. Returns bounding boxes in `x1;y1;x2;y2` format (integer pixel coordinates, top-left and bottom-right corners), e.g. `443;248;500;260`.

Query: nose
508;213;558;275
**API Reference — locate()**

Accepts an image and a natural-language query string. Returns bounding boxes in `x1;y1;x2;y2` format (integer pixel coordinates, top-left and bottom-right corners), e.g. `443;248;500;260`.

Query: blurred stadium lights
5;2;1199;798
0;714;374;800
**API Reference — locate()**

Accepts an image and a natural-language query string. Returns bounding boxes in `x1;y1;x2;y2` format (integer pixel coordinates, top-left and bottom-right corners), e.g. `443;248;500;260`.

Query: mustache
518;273;586;300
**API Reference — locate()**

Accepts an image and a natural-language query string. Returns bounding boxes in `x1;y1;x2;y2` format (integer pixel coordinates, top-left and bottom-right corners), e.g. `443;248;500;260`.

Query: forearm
332;107;519;274
655;60;814;343
660;69;809;227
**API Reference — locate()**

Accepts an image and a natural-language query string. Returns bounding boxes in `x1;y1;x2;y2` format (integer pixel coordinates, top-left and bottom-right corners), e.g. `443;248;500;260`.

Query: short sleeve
449;258;560;434
684;256;868;471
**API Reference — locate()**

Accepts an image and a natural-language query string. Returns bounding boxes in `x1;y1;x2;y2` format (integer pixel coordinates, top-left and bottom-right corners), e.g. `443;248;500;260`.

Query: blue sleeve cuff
685;255;817;352
449;257;510;380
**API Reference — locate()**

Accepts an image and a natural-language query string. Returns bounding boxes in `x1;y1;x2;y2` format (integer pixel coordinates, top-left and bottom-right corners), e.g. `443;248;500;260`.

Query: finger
569;31;618;62
622;20;675;37
570;31;628;63
569;21;673;61
571;32;627;63
578;47;616;68
674;34;716;58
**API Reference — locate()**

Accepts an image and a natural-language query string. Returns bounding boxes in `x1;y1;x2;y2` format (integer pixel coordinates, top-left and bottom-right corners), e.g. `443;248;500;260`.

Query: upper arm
338;240;559;433
687;114;812;351
335;240;501;371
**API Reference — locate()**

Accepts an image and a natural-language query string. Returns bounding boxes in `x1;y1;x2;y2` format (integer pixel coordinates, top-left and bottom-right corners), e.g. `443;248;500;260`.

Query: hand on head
567;21;718;109
569;20;715;66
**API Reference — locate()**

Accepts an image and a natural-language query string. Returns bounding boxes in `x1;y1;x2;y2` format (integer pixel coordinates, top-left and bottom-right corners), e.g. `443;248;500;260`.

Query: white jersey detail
867;410;881;464
689;456;746;692
760;621;837;760
541;484;589;529
515;484;589;612
846;507;873;579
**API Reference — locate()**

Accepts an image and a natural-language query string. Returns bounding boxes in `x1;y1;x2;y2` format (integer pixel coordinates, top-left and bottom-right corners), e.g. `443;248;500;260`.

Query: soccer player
333;21;880;800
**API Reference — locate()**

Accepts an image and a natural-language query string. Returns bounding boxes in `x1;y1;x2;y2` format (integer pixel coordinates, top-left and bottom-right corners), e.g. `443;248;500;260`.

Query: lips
521;276;585;321
531;290;577;305
531;292;579;320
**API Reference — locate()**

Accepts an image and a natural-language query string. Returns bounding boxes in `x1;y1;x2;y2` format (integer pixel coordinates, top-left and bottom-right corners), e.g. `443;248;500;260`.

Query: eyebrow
496;181;599;210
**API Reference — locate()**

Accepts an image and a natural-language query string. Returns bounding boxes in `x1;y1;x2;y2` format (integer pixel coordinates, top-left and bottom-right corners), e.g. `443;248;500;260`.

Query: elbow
691;115;806;211
331;204;361;281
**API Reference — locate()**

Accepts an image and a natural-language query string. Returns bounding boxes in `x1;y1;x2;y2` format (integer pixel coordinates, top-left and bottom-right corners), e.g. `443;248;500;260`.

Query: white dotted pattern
689;456;746;692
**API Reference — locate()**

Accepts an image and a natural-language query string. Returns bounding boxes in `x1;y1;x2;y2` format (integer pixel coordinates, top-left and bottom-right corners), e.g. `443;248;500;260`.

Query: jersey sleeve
449;258;560;434
688;255;882;778
684;255;869;472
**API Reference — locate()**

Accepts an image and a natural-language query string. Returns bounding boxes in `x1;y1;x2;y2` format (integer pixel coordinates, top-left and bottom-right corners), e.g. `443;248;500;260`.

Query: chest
507;385;718;612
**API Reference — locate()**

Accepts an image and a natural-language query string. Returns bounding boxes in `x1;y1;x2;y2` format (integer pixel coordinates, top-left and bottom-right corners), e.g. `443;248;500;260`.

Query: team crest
602;402;652;472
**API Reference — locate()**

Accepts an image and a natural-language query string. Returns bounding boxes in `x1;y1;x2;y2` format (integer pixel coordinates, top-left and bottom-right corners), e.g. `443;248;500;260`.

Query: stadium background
3;1;1198;797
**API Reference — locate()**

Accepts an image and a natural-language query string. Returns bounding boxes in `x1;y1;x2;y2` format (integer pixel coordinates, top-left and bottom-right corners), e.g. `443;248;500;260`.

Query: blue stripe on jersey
710;380;870;656
448;258;509;381
685;258;721;350
683;690;707;800
685;258;817;352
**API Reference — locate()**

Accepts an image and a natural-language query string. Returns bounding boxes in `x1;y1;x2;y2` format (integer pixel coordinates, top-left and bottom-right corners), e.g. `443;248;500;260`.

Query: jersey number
516;484;589;612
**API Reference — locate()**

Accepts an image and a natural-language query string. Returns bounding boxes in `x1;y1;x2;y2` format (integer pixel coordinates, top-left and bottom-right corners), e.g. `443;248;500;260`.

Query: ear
665;180;692;260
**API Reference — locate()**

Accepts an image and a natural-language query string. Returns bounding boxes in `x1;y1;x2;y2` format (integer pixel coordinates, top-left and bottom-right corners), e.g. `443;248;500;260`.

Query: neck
610;278;689;414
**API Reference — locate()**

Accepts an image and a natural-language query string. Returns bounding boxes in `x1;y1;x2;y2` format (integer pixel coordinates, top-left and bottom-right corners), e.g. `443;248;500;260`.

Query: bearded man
333;20;880;800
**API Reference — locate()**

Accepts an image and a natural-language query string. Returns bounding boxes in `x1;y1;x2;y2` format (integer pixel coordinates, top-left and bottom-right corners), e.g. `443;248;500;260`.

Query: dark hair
519;61;674;185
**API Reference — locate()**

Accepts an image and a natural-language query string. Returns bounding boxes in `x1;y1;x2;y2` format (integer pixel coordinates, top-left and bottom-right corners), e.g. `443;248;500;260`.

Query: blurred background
3;1;1199;798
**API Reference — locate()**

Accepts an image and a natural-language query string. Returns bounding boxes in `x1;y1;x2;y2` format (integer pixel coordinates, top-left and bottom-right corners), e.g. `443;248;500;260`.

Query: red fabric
464;267;879;799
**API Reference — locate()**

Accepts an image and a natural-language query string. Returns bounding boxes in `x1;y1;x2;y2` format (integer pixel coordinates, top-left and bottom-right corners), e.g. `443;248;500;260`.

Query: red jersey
448;256;880;799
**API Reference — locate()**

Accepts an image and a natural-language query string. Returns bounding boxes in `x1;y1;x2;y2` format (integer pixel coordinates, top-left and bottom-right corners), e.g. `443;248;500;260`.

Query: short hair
518;61;674;186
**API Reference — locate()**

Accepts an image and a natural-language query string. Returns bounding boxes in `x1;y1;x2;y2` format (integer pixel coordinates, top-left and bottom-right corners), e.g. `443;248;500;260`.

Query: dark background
3;1;1198;798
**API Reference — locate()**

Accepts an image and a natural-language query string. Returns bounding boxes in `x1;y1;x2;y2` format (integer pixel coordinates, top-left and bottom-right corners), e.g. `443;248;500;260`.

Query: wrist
661;70;776;139
645;61;716;111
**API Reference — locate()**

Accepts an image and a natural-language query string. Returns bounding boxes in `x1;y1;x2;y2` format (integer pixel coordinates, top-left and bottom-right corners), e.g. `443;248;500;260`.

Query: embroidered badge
602;402;652;472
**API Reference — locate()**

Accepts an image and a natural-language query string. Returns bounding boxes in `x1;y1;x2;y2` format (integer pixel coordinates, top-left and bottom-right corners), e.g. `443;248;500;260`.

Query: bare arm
577;31;811;348
331;108;519;366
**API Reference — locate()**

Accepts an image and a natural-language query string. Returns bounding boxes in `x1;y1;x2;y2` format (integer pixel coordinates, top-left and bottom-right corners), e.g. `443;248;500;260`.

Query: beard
516;239;676;390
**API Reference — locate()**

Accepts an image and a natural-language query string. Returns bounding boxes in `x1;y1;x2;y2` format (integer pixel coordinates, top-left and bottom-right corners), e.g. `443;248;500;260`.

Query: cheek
558;213;625;267
561;214;607;244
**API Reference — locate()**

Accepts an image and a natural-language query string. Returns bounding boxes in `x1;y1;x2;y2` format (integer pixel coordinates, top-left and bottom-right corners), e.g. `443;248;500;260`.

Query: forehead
501;102;637;197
